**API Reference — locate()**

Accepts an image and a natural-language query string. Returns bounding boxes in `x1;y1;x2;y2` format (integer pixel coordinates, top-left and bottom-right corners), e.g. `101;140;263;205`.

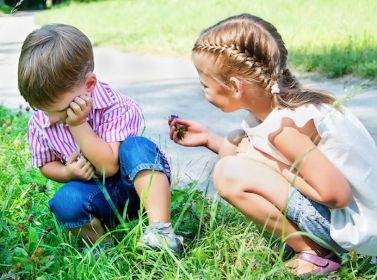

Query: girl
169;14;377;276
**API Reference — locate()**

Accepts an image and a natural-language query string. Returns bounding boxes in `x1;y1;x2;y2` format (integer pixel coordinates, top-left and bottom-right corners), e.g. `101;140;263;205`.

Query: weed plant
34;0;377;79
0;105;376;279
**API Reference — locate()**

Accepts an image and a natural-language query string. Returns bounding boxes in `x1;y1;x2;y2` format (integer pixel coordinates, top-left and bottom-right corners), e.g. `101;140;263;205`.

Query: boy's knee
120;136;155;158
48;183;88;224
119;136;170;182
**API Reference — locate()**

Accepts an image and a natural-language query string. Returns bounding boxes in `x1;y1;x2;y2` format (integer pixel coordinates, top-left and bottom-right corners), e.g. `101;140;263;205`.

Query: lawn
1;105;375;279
35;0;377;79
1;0;377;279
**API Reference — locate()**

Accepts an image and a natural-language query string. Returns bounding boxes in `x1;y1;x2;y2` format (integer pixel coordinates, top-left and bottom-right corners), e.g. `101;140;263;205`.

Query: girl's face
193;53;239;113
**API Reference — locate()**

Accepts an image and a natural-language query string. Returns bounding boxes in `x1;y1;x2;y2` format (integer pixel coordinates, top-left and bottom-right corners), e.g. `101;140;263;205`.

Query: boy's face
38;85;90;124
37;73;97;124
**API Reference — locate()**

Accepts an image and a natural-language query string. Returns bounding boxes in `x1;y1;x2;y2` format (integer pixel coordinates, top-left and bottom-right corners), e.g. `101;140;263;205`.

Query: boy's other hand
66;95;93;127
65;150;95;181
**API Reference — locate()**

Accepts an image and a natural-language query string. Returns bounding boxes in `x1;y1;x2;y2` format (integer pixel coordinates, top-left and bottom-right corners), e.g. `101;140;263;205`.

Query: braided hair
192;14;335;109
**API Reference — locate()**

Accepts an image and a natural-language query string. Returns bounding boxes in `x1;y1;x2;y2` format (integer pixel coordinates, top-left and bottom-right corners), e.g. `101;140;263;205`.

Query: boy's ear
229;77;243;99
84;73;97;93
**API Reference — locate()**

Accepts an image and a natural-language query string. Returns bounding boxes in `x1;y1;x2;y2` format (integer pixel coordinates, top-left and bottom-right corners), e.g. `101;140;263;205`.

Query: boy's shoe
138;221;184;256
83;242;111;258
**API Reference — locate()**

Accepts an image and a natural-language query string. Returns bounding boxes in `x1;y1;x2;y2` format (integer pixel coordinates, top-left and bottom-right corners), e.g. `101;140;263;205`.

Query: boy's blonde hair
192;14;335;109
18;24;94;110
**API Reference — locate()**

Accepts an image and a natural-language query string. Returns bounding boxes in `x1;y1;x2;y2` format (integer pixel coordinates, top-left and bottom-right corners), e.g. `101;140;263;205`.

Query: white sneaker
139;221;184;256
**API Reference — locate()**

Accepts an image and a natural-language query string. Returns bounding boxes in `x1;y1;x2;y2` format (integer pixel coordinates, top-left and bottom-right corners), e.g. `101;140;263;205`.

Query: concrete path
1;12;377;193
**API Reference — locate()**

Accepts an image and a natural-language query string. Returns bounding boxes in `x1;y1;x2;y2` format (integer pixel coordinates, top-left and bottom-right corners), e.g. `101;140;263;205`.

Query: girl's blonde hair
192;14;335;109
18;24;94;110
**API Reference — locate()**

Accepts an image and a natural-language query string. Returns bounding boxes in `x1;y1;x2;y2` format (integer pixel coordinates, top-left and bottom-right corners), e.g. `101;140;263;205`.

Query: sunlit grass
35;0;377;78
0;104;376;279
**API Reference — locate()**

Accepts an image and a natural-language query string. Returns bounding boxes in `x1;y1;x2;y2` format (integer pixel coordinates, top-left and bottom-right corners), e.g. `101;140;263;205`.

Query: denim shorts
48;136;171;229
286;184;346;253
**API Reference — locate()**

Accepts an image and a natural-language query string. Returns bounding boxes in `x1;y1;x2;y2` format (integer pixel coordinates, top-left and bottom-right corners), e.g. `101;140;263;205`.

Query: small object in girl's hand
170;115;179;120
176;127;185;140
169;115;184;139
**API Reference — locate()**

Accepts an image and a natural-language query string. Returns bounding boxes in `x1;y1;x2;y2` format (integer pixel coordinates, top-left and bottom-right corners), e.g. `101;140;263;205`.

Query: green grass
0;105;376;279
0;4;12;14
34;0;377;79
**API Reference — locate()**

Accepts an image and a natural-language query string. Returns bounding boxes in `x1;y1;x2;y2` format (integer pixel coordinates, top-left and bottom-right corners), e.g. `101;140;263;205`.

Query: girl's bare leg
218;129;246;158
214;156;329;275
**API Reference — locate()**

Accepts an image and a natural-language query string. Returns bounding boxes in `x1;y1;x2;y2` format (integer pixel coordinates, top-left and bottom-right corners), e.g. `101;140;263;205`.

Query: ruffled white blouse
241;104;377;256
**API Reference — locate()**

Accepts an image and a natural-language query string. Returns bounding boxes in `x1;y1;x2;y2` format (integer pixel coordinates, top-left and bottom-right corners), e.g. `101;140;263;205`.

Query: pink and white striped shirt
27;81;143;168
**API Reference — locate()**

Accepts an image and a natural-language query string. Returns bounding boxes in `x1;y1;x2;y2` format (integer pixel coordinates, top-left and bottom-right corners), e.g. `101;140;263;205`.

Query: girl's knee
214;156;243;198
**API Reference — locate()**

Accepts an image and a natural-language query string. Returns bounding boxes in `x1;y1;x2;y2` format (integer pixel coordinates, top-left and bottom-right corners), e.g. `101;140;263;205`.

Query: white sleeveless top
241;104;377;256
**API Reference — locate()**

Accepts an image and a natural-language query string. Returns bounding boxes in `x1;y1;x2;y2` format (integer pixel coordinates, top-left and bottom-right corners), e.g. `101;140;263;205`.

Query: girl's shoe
138;221;184;256
295;251;341;278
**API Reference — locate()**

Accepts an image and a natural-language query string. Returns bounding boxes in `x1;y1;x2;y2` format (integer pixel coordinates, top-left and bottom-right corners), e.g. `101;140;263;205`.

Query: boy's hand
65;150;95;181
66;95;93;127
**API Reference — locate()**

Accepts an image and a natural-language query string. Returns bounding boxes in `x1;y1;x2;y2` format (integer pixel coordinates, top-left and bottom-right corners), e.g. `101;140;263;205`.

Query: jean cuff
128;163;168;182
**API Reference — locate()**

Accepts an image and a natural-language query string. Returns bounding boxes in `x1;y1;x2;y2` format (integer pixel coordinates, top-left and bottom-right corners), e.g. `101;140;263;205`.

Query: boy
18;24;183;256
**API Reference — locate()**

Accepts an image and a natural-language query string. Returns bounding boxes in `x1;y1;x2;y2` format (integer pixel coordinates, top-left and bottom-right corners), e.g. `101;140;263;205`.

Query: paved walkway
1;12;376;193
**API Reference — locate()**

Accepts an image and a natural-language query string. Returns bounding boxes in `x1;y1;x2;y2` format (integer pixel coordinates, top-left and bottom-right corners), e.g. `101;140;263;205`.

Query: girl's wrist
206;130;222;154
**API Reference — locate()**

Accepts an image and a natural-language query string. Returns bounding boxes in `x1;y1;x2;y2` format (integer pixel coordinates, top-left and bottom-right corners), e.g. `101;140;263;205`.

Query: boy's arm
70;124;121;176
67;95;121;177
40;150;95;183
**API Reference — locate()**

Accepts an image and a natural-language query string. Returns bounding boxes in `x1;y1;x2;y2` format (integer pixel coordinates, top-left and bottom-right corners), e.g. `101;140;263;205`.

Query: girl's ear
84;73;97;93
229;77;243;99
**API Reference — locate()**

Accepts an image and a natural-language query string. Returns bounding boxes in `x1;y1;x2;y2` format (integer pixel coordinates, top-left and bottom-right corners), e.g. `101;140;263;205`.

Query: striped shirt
27;81;142;169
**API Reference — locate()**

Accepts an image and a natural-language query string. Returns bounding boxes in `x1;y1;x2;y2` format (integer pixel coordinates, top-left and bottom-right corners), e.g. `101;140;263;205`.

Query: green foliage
5;0;47;11
35;0;377;79
0;106;375;278
0;3;12;14
71;0;107;2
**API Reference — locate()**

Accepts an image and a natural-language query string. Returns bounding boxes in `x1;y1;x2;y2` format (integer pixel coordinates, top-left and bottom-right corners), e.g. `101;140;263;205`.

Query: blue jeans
286;185;346;253
48;136;171;228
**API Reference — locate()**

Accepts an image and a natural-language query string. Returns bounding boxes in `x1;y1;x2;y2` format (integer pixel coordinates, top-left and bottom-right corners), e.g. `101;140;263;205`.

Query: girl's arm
270;118;352;209
169;118;222;153
169;118;244;157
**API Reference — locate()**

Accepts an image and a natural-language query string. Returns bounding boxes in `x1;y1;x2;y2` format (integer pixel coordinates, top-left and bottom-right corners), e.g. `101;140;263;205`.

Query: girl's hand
64;150;95;181
66;95;93;127
236;137;288;171
236;137;265;163
168;117;210;147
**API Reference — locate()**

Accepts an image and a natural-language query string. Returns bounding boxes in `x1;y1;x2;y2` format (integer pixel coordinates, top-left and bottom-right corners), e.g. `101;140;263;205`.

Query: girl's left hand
66;95;93;127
